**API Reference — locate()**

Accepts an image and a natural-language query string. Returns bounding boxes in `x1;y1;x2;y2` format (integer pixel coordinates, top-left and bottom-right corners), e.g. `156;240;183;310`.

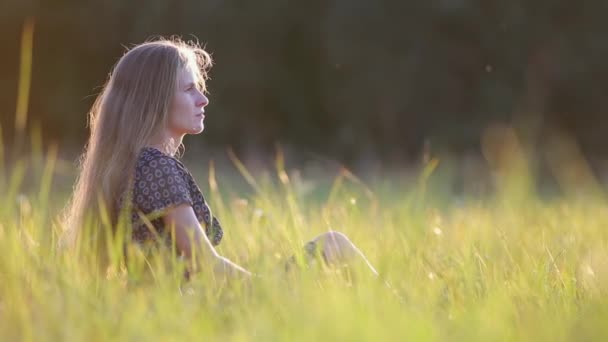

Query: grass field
3;21;608;341
1;145;608;342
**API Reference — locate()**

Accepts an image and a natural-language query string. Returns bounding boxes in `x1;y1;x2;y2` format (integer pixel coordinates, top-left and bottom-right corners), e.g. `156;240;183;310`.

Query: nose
196;92;209;108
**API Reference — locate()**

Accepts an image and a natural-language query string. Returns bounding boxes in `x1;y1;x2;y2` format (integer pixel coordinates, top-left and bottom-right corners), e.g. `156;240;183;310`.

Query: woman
63;37;379;280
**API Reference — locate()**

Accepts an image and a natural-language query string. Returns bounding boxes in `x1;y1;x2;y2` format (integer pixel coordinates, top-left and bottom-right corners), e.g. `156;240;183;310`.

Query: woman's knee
313;230;351;247
313;231;358;263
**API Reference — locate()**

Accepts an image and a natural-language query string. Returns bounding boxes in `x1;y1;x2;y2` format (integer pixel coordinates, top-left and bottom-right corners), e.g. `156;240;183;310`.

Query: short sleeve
132;154;192;216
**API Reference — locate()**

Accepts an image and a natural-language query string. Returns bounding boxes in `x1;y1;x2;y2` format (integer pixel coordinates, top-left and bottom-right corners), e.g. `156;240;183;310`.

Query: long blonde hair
62;37;212;247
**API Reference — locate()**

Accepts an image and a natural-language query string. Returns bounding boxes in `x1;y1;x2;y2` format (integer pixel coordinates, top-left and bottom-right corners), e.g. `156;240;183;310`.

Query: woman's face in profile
166;66;209;138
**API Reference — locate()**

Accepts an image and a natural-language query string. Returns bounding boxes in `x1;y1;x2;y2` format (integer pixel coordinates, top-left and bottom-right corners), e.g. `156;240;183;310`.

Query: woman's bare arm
162;203;251;278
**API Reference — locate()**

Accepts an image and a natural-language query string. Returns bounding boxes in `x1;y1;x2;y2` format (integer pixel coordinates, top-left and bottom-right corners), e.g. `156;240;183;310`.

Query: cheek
169;96;189;118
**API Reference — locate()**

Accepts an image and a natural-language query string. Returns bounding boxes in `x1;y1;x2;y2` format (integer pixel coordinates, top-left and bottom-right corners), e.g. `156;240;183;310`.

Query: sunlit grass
1;145;608;341
3;17;608;341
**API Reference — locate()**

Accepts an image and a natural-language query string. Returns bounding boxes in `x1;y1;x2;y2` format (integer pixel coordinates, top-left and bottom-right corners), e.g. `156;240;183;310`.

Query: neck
148;134;183;156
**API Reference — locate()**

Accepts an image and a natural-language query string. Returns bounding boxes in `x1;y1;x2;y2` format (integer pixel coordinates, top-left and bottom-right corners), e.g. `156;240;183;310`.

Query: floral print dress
128;147;223;247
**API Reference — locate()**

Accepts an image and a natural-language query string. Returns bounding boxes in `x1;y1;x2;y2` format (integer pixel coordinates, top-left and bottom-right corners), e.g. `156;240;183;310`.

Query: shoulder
135;147;188;177
132;147;194;212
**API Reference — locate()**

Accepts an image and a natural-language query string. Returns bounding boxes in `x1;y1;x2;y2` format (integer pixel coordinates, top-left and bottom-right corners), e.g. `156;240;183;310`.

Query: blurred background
2;0;608;195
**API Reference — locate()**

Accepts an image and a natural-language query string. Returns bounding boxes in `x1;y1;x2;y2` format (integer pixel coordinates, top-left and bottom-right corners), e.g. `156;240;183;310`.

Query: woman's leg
285;231;379;278
284;231;402;301
309;231;379;276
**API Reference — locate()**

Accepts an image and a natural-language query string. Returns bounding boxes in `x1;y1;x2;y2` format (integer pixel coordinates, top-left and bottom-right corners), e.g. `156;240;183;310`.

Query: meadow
1;140;608;341
2;22;608;341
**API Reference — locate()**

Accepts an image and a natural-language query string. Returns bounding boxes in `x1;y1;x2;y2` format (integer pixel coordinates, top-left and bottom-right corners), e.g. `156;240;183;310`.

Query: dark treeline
2;0;608;167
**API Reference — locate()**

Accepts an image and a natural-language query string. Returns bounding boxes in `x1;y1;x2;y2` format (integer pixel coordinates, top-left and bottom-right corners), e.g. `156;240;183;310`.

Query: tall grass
2;139;608;340
2;19;608;341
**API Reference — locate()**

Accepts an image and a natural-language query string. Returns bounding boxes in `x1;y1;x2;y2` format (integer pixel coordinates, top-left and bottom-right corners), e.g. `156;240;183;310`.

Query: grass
1;143;608;341
3;18;608;341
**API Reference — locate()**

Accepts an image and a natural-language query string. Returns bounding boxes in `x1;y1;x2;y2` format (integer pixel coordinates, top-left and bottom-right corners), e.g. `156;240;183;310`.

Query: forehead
176;64;200;85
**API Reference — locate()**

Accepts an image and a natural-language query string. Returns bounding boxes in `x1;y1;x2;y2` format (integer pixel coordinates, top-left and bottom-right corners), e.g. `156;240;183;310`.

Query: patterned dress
128;147;223;247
